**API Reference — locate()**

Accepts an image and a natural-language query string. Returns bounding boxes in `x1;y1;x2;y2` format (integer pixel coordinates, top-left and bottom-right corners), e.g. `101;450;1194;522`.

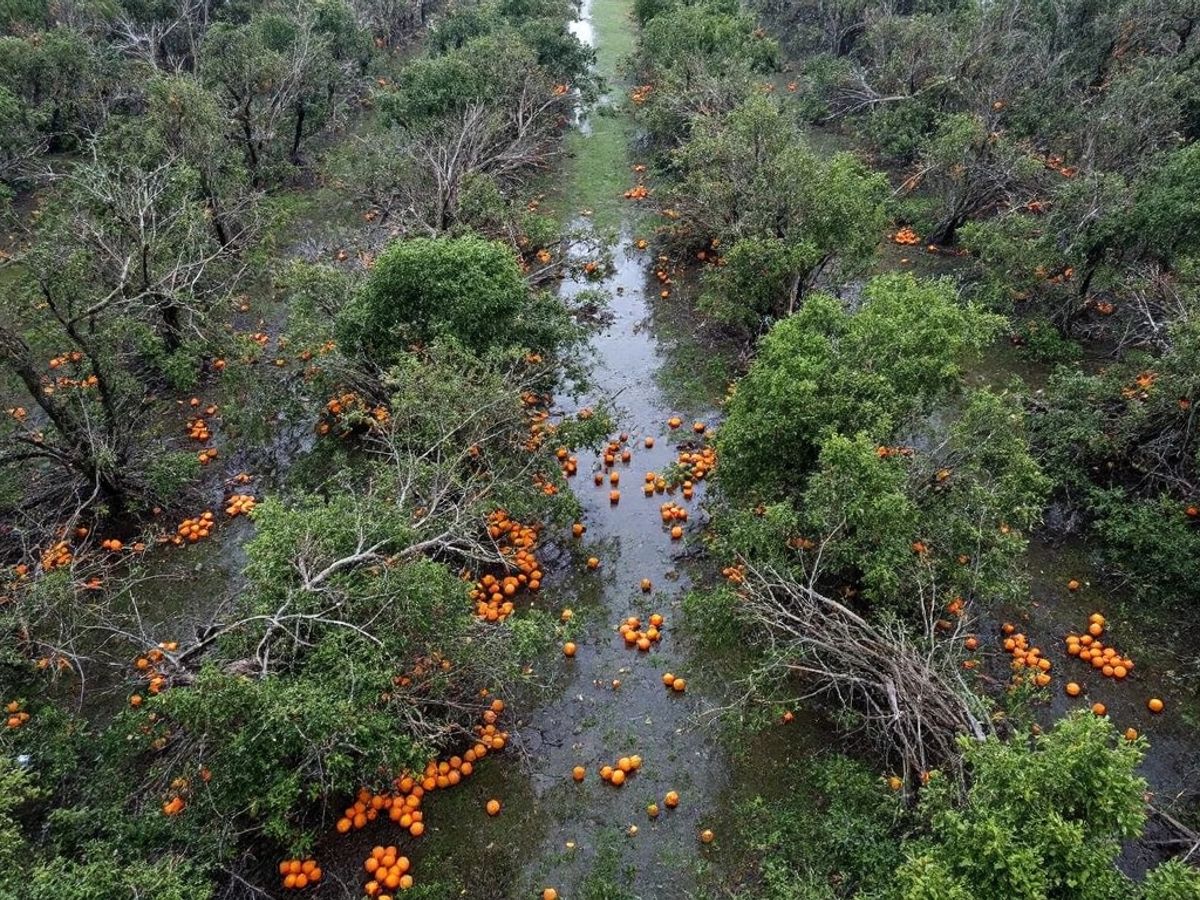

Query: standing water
428;0;742;891
352;0;775;895
313;1;820;894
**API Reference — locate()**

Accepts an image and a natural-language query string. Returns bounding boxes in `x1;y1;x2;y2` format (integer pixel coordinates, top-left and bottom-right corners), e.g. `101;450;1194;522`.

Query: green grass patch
590;0;637;82
563;107;634;231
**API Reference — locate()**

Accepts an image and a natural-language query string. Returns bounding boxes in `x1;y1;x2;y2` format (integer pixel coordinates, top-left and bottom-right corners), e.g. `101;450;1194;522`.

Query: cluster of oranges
1042;154;1079;178
197;447;218;465
555;446;579;477
392;652;452;689
1032;263;1074;286
471;510;542;622
624;183;649;201
329;700;507;895
659;502;688;539
1001;623;1052;687
599;436;634;468
44;353;74;370
296;339;337;363
893;227;920;245
279;859;322;890
619;613;665;652
788;535;817;552
100;538;124;552
661;672;687;693
186;418;211;441
337;786;404;835
5;699;30;729
133;642;177;697
174;512;215;544
630;84;652;104
673;444;715;483
533;472;560;497
33;654;72;671
6;406;26;421
1065;613;1135;681
40;541;72;571
363;847;411;895
317;392;390;437
46;372;97;392
522;399;552;452
46;351;84;369
721;563;746;583
597;754;643;787
875;444;914;459
655;262;674;298
225;494;256;517
1120;371;1157;402
641;470;669;495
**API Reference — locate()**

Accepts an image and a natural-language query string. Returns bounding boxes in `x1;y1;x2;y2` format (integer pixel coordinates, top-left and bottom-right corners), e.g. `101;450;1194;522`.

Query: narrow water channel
351;1;764;895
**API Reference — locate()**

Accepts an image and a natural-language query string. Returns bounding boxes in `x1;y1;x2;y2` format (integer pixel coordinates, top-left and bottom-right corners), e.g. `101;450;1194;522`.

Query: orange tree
0;101;259;526
665;95;887;331
0;343;577;891
336;235;575;366
711;713;1200;899
893;712;1198;899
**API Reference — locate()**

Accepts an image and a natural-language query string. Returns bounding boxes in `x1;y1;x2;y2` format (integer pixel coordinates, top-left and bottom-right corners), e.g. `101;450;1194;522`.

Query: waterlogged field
2;0;1199;897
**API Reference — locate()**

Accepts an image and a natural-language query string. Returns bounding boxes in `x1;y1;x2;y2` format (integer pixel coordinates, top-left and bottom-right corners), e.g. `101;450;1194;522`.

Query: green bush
337;235;562;364
717;274;1001;498
895;712;1149;899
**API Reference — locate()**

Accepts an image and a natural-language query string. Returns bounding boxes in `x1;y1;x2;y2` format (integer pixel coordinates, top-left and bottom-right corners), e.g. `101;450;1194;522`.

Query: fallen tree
732;558;993;781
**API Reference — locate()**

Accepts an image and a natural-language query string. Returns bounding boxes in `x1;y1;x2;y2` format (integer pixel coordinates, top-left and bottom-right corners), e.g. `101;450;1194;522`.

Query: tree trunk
290;100;306;165
161;300;183;353
239;99;258;179
200;171;230;246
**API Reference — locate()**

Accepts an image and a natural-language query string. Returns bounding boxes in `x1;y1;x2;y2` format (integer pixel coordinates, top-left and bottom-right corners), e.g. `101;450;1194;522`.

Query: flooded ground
317;1;762;895
12;0;1193;894
312;0;1199;895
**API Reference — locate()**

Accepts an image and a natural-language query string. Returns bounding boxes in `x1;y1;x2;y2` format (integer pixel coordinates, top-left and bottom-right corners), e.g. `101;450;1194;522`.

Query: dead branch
733;558;993;780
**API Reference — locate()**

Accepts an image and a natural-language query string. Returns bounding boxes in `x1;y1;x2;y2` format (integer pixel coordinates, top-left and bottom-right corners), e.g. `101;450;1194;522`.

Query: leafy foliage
337;235;571;364
717;274;1001;498
664;95;887;329
895;713;1150;899
719;715;1197;900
